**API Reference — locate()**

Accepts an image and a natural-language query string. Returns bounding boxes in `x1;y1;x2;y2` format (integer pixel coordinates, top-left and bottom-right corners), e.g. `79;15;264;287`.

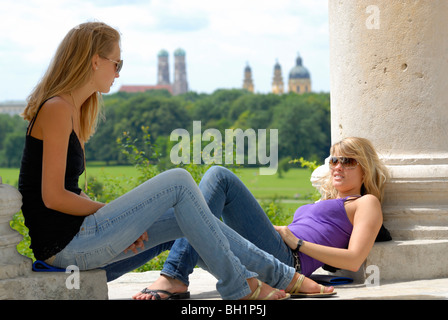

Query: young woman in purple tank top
136;137;389;299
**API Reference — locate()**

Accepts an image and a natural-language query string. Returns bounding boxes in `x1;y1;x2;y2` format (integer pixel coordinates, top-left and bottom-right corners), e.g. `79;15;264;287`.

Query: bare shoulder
357;194;381;207
347;194;380;210
39;96;72;118
34;97;73;139
353;194;382;224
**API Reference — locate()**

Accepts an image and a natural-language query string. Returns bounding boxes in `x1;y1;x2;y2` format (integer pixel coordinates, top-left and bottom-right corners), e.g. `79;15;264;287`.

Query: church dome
174;48;186;56
289;54;310;79
274;60;281;70
158;49;169;57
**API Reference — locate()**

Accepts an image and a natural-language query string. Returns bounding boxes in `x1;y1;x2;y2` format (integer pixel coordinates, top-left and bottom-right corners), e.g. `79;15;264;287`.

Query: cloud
0;0;330;101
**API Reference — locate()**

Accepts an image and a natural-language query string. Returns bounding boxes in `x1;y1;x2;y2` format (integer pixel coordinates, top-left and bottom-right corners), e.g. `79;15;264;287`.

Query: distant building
119;48;188;96
119;85;173;94
271;60;284;94
0;101;26;115
288;52;311;94
242;63;254;93
172;49;188;95
243;52;311;95
157;49;170;85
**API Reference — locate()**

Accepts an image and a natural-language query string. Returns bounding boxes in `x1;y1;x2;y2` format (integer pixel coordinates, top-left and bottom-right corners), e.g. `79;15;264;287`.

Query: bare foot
285;273;335;295
132;275;188;300
241;278;288;300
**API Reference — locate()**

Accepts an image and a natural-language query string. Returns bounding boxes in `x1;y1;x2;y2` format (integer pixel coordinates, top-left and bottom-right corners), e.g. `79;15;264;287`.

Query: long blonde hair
22;22;120;142
319;137;389;203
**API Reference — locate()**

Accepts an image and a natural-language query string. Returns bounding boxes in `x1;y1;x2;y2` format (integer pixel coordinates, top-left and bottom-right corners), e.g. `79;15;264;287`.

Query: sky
0;0;330;102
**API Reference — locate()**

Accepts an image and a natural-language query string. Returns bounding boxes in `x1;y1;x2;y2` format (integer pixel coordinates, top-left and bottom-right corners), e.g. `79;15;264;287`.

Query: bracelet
294;239;303;252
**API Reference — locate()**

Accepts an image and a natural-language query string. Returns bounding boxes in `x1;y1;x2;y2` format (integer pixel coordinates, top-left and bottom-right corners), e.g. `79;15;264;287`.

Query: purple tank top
287;197;356;276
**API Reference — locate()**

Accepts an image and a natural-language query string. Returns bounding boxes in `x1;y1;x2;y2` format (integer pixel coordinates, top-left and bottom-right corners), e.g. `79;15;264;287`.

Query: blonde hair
319;137;389;203
22;22;121;142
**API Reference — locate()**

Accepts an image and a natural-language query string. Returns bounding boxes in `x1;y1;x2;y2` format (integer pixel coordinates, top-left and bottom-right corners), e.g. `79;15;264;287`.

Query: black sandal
139;288;190;300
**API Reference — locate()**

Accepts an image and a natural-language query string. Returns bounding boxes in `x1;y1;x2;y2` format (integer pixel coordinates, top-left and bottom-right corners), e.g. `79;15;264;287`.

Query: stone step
0;268;108;300
366;239;448;282
387;226;448;240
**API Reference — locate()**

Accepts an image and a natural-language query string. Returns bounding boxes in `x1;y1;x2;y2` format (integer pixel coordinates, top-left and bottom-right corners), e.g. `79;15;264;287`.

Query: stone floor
108;268;448;300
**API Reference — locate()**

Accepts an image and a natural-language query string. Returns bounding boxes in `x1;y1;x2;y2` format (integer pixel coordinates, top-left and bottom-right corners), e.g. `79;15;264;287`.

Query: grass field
2;165;318;216
1;165;317;200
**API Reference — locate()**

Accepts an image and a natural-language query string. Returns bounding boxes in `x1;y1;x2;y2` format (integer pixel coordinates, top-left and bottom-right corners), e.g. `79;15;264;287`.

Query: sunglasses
329;156;359;169
100;56;123;74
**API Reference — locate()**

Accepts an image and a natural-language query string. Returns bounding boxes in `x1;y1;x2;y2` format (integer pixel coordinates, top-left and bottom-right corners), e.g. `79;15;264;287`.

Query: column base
383;158;448;240
0;268;108;300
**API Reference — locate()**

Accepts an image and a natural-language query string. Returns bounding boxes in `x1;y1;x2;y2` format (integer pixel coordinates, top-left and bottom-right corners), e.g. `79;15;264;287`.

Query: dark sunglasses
329;156;359;169
100;56;123;74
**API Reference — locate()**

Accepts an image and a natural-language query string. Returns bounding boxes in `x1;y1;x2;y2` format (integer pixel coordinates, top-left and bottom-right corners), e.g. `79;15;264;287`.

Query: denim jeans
52;168;295;299
160;166;297;286
102;166;297;289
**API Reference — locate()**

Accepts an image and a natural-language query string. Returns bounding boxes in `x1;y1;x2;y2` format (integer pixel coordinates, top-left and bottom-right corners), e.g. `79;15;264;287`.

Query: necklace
70;92;88;193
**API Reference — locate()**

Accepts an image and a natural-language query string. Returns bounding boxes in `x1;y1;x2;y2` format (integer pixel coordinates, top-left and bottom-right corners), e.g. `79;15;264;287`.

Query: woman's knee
167;168;197;187
203;165;233;182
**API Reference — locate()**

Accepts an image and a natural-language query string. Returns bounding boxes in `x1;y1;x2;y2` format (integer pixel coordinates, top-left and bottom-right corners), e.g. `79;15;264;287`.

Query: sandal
289;274;336;298
247;279;290;300
139;288;190;300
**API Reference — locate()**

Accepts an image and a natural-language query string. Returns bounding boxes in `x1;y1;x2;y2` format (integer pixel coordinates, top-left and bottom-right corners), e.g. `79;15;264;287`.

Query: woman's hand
274;225;299;250
124;232;149;254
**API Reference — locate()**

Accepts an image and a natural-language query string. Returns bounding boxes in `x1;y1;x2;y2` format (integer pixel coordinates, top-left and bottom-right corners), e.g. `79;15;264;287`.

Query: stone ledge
366;239;448;282
0;269;108;300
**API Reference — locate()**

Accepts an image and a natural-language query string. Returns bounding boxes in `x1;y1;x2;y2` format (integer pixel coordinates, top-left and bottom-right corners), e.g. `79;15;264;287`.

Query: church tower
173;48;188;95
242;63;254;93
288;52;311;94
271;60;284;94
157;49;170;85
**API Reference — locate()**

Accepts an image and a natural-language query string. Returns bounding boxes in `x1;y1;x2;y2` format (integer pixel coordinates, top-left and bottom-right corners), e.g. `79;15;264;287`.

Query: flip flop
248;279;290;300
139;288;190;300
289;274;337;298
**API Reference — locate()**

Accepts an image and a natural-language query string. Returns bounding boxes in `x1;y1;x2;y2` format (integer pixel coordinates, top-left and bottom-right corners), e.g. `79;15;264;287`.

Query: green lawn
234;168;316;200
0;167;21;186
3;165;317;225
2;166;317;200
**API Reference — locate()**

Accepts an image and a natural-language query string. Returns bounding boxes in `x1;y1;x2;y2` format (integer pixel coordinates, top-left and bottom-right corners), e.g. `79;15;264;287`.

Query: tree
272;93;330;162
2;131;25;167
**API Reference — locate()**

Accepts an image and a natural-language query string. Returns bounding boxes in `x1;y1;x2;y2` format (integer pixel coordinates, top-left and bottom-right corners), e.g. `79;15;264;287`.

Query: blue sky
0;0;329;102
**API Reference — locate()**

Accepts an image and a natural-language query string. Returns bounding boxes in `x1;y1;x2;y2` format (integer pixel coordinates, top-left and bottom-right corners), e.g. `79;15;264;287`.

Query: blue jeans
52;168;295;300
161;166;296;286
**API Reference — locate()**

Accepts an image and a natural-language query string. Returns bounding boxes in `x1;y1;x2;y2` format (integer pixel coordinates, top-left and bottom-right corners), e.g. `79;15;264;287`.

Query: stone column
327;0;448;281
0;177;31;282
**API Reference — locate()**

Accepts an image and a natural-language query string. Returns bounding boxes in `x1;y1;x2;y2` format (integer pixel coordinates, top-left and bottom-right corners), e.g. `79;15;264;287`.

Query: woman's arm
38;99;104;216
275;194;383;272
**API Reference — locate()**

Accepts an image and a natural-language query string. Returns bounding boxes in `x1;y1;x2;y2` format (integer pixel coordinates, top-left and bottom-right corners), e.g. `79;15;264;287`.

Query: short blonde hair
319;137;389;203
22;22;121;142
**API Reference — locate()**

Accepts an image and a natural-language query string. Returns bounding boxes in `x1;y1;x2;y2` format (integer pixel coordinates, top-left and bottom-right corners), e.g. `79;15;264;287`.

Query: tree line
0;89;331;168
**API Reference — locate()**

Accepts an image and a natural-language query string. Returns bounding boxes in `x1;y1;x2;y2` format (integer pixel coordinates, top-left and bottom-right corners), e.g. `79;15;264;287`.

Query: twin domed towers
243;52;312;94
157;48;188;96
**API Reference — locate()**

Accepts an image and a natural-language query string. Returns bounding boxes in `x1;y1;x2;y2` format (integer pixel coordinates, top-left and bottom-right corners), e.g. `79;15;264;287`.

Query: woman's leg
51;168;286;300
160;166;294;286
131;202;296;299
201;166;293;263
101;240;175;282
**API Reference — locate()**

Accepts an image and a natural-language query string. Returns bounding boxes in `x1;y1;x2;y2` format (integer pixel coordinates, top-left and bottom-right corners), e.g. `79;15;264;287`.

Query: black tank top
18;98;85;261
